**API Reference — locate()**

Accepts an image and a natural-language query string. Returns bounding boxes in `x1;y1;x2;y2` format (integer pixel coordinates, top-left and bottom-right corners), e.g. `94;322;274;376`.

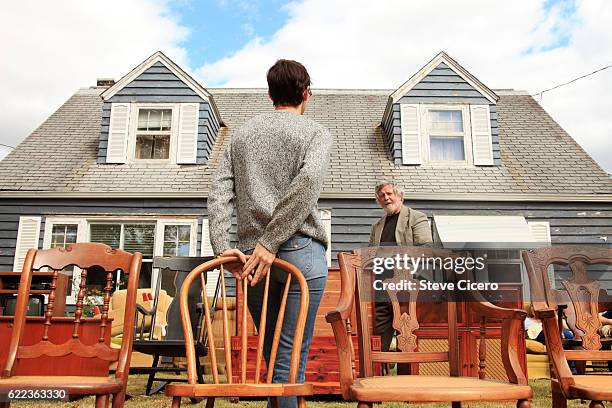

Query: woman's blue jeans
247;234;328;408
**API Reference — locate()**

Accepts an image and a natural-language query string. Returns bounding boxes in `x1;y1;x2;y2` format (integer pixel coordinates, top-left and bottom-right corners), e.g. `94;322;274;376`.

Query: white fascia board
389;51;499;105
1;191;612;202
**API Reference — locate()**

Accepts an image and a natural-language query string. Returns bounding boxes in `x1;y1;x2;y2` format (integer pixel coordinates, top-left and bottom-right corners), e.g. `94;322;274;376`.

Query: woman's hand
218;248;247;280
242;243;276;286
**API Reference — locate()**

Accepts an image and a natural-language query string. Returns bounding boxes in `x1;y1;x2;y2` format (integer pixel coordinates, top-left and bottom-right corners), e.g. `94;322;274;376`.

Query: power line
0;143;15;150
533;63;612;101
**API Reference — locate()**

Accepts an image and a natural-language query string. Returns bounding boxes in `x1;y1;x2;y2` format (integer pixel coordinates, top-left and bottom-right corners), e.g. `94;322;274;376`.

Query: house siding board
382;103;403;164
394;63;498;165
99;63;219;164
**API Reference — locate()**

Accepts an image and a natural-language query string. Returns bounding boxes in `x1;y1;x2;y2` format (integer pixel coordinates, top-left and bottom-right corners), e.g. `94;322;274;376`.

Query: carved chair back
339;247;463;378
179;256;309;386
1;242;142;379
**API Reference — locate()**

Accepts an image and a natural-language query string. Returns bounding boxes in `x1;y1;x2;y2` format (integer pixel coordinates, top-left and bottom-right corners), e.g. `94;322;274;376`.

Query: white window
107;102;199;164
43;217;198;304
401;103;493;166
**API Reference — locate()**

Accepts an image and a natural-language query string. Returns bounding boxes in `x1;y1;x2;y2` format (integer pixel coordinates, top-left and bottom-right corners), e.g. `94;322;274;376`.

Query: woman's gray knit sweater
208;110;332;254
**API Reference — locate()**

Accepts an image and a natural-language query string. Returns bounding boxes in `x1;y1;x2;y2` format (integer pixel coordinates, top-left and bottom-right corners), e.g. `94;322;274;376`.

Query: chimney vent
96;78;115;87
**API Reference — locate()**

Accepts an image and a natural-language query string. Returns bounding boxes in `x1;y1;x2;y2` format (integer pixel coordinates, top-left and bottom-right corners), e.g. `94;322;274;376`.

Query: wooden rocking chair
327;248;533;408
0;242;142;408
522;245;612;408
165;256;312;408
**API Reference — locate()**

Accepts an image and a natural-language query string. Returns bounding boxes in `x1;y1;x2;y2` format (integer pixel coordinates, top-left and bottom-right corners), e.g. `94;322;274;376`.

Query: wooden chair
0;242;142;408
327;248;533;408
131;256;216;397
165;256;312;408
522;245;612;408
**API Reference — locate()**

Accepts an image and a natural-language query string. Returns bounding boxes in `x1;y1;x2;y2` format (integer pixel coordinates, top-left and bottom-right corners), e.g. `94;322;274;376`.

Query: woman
208;59;332;408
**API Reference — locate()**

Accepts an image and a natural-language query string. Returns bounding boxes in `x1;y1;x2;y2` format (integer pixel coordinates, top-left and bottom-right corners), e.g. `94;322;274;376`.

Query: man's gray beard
383;203;401;215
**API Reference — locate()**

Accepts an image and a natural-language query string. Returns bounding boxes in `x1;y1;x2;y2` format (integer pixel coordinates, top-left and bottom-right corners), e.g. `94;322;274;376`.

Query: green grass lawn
8;376;590;408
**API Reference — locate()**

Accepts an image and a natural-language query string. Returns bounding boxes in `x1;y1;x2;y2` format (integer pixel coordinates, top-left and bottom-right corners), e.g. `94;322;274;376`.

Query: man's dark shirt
380;212;399;246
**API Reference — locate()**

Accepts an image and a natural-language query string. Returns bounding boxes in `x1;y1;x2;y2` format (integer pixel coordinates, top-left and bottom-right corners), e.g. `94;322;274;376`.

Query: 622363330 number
1;389;68;401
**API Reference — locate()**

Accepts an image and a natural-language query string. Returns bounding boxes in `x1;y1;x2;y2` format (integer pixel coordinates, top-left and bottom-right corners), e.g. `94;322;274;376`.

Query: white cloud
0;0;188;159
196;0;612;173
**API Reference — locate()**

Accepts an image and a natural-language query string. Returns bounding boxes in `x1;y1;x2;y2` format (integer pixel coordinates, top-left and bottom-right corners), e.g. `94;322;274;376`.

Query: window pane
90;224;121;248
178;225;191;241
177;242;190;256
124;224;155;258
430;137;465;161
488;263;522;283
164;225;177;241
136;135;170;159
430;110;463;133
137;109;172;131
50;224;78;248
163;225;191;257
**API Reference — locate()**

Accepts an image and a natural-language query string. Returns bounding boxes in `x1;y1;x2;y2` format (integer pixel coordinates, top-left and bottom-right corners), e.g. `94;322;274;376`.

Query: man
208;59;331;408
369;181;432;371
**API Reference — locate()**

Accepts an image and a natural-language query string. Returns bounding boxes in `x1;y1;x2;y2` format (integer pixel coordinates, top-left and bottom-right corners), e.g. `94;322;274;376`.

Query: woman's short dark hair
267;59;311;107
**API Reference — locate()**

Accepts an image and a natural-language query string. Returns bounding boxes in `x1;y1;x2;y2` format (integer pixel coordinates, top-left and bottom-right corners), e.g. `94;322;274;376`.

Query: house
0;50;611;306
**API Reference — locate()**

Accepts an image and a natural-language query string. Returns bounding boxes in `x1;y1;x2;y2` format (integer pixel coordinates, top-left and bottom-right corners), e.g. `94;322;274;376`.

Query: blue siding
98;61;219;164
1;198;610;290
386;62;500;166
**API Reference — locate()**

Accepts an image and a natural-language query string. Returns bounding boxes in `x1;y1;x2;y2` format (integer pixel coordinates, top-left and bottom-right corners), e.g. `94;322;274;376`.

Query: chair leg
552;388;567;408
171;396;181;408
517;399;531;408
452;402;462;408
298;397;307;408
357;402;372;408
206;397;215;408
96;395;109;408
146;353;161;395
589;402;605;408
111;391;126;408
0;401;10;408
271;397;279;408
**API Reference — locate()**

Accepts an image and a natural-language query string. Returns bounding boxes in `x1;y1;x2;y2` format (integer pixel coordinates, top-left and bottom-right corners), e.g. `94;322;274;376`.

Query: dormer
98;51;222;165
382;52;499;166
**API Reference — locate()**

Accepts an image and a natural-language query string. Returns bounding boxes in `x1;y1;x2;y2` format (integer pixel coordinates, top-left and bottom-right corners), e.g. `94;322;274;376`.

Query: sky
1;0;611;173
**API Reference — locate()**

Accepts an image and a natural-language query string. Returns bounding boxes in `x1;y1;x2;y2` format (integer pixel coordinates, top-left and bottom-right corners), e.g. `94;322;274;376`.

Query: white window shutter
106;103;130;164
400;104;422;165
177;103;199;164
528;221;551;244
319;209;332;266
470;105;494;165
201;219;214;257
14;216;42;271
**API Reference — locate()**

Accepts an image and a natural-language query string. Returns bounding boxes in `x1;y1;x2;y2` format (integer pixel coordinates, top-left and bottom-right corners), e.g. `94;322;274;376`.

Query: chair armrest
533;307;576;395
326;311;354;400
135;304;154;316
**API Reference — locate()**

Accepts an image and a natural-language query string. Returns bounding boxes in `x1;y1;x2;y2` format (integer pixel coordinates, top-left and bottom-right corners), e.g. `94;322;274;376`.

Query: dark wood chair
327;248;533;408
522;245;612;408
131;256;216;397
0;242;142;408
165;256;312;408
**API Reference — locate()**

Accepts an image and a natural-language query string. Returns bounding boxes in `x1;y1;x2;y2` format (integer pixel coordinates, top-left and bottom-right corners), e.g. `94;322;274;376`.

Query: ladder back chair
522;245;612;408
0;242;142;408
327;248;533;408
165;256;313;408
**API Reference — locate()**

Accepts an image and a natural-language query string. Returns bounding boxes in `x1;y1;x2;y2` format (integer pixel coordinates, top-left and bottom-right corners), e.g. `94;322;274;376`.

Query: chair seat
165;382;313;397
350;376;533;402
0;376;123;395
569;375;612;400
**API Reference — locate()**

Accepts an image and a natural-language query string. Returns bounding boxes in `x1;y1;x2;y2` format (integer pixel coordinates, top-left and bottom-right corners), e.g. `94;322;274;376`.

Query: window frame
420;104;473;166
128;103;180;164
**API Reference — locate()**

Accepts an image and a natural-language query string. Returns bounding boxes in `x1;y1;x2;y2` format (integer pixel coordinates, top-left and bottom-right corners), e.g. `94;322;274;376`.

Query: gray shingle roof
0;87;610;197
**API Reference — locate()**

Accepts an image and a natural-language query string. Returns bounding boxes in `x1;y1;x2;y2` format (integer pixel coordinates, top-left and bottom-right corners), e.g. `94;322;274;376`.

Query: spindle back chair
522;245;612;408
327;247;533;408
165;256;312;408
0;242;142;408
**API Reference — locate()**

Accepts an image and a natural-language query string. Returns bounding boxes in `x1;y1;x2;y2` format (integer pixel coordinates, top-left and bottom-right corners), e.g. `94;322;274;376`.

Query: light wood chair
165;255;313;408
0;242;142;408
522;245;612;408
327;248;533;408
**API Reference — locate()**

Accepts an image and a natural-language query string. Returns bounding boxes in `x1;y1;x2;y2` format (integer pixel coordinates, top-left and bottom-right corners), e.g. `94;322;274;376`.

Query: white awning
433;215;542;249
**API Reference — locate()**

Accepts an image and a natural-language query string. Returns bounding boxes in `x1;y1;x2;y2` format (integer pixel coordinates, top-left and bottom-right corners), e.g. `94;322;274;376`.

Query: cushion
525;339;547;354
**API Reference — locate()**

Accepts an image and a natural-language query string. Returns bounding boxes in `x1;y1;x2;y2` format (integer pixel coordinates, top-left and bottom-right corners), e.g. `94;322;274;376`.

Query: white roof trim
100;51;223;124
389;51;499;105
0;191;611;202
433;215;541;249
